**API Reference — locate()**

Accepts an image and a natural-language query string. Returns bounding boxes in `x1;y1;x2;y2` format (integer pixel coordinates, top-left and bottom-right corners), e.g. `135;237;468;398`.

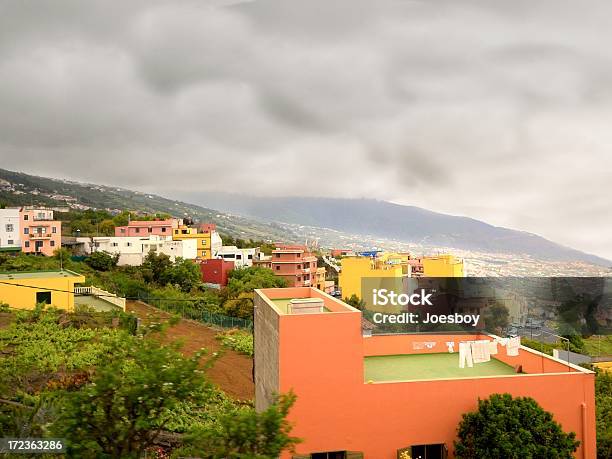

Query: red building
271;245;318;288
200;258;234;287
331;249;354;258
114;218;180;237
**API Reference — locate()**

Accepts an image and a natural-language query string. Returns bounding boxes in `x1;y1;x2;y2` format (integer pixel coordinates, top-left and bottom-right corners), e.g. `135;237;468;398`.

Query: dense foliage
217;330;254;357
53;335;205;458
182;392;300;459
0;308;298;458
595;369;612;459
85;250;119;271
455;393;579;459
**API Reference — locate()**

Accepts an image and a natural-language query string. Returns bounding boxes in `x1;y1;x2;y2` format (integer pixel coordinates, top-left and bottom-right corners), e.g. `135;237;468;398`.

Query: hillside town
1;207;610;458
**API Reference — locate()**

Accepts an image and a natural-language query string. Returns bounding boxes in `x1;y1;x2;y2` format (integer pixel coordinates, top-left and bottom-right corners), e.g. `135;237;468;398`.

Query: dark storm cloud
0;0;610;258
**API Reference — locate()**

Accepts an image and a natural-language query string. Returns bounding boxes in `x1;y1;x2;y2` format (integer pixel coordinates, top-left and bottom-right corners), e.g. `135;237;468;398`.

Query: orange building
271;245;318;288
254;287;596;459
19;208;61;256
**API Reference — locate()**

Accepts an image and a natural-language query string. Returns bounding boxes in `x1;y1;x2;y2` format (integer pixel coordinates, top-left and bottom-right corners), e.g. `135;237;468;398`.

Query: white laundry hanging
487;340;498;355
506;336;520;356
459;342;473;368
446;341;455;353
472;340;491;363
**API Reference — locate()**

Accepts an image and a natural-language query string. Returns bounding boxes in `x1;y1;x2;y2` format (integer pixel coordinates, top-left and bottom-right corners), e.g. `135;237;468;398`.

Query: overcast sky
0;0;611;259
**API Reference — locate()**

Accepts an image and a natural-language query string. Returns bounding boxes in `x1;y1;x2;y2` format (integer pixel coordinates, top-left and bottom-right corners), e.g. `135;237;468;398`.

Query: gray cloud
0;0;610;259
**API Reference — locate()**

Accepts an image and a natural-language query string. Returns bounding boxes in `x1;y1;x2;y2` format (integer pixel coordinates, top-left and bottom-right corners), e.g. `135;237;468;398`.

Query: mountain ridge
169;191;611;267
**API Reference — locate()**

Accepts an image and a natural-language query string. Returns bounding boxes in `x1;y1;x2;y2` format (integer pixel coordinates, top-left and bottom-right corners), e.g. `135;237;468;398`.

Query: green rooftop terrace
364;353;519;382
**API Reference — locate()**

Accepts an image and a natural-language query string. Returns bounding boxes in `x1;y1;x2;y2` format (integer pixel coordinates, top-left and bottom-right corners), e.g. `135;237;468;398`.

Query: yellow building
315;267;327;291
172;225;220;259
0;270;86;311
422;254;464;277
339;256;408;302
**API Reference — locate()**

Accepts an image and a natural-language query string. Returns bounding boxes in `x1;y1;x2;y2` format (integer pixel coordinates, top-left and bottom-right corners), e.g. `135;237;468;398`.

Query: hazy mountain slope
0;168;294;242
175;192;611;266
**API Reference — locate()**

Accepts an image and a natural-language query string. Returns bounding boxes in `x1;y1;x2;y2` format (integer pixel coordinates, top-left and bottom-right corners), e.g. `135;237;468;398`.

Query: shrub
455;393;579;458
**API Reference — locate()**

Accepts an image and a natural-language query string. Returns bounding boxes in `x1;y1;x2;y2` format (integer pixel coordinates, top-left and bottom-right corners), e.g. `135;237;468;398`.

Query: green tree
482;301;510;333
184;392;300;459
85;251;119;271
53;336;206;458
455;393;579;459
226;267;287;297
158;258;202;293
141;252;173;284
344;294;365;310
595;369;612;458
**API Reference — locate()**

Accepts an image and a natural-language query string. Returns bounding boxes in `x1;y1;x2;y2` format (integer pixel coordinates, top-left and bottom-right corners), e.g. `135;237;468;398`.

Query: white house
0;208;21;250
141;237;197;262
216;246;259;268
76;235;198;266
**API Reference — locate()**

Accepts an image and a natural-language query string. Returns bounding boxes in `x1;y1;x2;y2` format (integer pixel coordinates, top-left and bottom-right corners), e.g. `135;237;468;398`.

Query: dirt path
127;301;254;401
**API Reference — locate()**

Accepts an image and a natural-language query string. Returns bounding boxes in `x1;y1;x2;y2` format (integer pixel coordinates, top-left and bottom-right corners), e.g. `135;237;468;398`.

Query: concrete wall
254;291;280;411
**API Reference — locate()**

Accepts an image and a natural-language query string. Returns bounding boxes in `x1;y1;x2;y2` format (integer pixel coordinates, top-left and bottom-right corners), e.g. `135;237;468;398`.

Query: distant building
20;208;61;256
422;254;464;277
172;223;222;259
216;246;259;268
339;256;409;301
114;218;181;237
253;253;272;269
331;249;354;258
0;208;21;252
271;245;318;288
200;258;234;287
79;235;197;265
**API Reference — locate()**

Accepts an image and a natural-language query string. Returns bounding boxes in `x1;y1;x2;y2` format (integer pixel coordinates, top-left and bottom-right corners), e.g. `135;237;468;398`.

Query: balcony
29;233;52;239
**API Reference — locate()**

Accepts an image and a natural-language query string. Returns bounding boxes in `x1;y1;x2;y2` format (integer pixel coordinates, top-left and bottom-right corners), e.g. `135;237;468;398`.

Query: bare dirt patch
127;301;254;401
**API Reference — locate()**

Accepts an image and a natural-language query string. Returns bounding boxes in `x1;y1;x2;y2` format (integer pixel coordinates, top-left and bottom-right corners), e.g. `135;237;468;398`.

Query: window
275;266;280;271
135;228;140;233
23;215;29;221
24;228;29;235
126;242;132;247
162;227;166;232
297;253;301;257
52;227;57;233
297;264;301;269
236;254;242;260
276;253;281;258
248;254;253;259
310;452;349;459
297;276;301;281
111;242;119;247
120;228;126;234
148;227;152;233
36;291;52;305
50;241;55;247
5;224;13;232
24;241;30;248
7;240;13;245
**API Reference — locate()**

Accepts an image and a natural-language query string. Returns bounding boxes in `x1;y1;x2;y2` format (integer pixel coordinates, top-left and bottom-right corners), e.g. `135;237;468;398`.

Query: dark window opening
36;291;52;305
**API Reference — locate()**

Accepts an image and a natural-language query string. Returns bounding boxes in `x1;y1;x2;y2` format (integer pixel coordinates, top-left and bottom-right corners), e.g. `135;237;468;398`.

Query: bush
85;251;119;271
455;393;579;458
217;330;254;357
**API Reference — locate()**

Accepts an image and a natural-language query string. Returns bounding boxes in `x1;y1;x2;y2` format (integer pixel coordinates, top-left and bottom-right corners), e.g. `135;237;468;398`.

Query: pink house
114;218;181;237
20;208;61;256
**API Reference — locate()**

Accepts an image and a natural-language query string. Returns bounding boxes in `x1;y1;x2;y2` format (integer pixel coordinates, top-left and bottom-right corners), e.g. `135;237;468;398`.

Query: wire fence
137;293;253;331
